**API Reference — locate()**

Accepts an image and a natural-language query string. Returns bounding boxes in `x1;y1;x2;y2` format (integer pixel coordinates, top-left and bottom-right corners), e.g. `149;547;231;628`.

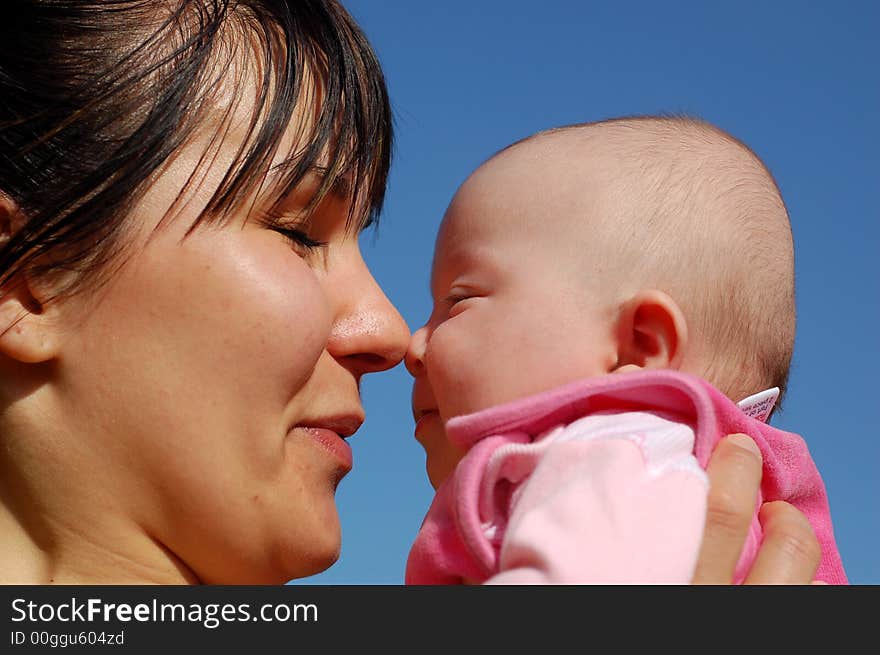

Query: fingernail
727;433;762;459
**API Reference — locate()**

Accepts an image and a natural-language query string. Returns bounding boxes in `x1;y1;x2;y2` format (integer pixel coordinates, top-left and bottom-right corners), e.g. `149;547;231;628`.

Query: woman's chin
187;515;342;584
275;535;342;582
274;512;343;581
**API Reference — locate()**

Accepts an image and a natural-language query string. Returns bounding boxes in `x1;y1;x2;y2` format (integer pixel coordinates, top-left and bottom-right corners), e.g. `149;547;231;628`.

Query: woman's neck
0;392;202;585
0;503;201;584
0;469;201;585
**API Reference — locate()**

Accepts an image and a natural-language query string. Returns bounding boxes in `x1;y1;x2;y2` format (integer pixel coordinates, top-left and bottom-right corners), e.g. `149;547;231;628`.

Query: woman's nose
327;259;410;377
404;325;428;377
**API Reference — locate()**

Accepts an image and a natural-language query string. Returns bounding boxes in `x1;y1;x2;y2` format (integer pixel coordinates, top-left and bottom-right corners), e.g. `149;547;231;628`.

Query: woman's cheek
278;278;333;383
238;250;333;387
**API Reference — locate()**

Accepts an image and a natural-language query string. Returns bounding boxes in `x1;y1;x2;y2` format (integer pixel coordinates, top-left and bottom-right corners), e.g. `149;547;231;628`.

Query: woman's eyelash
271;226;327;251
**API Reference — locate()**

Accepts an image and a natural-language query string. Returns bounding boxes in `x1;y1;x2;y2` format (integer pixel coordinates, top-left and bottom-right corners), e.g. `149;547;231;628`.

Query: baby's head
406;116;795;488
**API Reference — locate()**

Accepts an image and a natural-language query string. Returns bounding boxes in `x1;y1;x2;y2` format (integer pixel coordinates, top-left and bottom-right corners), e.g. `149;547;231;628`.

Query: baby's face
405;154;619;489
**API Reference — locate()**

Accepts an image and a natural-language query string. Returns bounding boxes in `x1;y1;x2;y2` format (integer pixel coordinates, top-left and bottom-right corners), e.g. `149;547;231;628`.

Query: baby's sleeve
485;411;709;584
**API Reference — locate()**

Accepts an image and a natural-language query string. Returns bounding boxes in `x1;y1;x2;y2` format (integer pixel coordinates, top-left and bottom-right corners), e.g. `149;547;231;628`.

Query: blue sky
298;0;878;584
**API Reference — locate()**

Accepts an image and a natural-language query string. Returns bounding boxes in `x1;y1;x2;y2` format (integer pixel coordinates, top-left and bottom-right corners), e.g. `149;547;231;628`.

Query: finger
743;501;821;584
691;433;763;584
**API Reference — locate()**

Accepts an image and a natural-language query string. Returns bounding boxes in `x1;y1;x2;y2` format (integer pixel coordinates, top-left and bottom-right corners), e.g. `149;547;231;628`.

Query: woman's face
48;87;410;583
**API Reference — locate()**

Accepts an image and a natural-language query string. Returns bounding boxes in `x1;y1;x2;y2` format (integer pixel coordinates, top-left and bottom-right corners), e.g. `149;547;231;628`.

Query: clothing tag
736;387;779;423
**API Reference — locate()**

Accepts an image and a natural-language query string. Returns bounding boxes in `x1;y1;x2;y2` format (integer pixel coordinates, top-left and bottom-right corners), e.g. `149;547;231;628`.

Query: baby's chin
425;443;462;490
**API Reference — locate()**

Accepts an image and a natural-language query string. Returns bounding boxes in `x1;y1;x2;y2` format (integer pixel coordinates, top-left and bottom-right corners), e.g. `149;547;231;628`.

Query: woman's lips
297;426;353;471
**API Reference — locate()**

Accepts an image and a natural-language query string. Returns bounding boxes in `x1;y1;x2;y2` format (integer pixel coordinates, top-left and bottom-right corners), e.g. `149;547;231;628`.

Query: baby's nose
405;326;429;377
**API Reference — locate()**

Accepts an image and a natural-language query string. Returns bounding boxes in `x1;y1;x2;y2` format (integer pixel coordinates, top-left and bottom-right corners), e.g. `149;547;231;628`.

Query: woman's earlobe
0;195;60;363
611;289;688;373
0;280;60;364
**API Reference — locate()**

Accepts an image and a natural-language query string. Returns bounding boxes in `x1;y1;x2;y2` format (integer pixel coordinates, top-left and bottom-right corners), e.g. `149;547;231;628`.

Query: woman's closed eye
271;225;328;252
259;210;329;259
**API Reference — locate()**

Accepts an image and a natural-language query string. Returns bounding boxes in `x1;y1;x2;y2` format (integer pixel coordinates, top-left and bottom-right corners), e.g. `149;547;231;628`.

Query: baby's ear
0;195;61;363
611;289;688;373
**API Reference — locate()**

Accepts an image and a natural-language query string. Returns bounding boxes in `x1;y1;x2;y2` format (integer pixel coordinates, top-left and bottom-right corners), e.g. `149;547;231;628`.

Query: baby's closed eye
444;291;484;317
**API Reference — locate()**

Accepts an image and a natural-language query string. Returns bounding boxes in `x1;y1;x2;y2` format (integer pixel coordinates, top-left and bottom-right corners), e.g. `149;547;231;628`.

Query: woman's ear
611;289;688;373
0;194;61;363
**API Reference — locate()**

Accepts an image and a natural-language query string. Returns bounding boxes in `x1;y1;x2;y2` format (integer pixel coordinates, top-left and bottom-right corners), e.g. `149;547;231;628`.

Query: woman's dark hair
0;0;392;298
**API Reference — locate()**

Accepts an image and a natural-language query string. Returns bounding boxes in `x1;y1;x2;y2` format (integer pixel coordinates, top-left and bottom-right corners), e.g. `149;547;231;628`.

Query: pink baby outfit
405;370;847;585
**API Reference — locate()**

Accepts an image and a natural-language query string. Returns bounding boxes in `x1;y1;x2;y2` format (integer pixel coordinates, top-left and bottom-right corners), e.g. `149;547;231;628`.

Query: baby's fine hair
527;115;796;407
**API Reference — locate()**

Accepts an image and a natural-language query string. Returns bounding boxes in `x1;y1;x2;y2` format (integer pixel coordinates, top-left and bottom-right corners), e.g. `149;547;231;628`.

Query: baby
404;115;847;584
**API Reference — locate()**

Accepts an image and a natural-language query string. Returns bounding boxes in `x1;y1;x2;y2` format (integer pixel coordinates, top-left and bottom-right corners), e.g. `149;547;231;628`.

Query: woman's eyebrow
267;164;352;200
307;166;352;200
325;173;351;200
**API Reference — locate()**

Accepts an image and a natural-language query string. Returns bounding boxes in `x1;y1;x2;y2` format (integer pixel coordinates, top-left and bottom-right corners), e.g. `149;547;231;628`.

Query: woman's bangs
206;1;393;232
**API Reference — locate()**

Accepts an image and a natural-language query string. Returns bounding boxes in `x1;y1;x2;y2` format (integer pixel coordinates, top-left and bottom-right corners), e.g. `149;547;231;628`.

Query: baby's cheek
424;329;478;418
432;328;522;416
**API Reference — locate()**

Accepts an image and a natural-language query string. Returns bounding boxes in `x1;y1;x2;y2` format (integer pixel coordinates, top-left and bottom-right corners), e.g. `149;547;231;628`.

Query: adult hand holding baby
695;434;820;584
